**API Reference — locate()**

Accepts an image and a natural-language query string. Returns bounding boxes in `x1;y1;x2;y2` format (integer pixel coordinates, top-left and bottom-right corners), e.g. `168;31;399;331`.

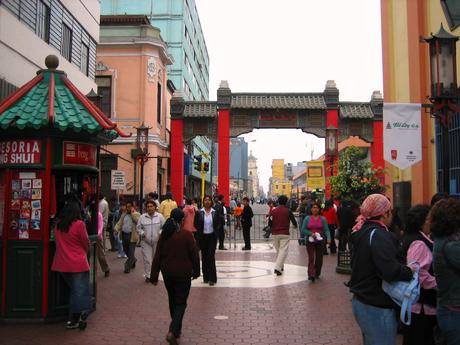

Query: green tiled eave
0;71;117;142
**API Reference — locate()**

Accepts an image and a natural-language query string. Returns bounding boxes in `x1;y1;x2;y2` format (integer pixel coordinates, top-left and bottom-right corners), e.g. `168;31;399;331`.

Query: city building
269;159;293;198
0;0;99;101
248;150;259;198
187;135;213;198
229;137;248;199
101;0;209;101
380;0;460;203
96;15;173;200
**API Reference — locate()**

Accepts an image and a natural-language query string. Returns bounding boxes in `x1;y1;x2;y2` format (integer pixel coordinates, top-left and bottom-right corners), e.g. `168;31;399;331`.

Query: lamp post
136;123;150;213
326;126;338;198
424;24;459;193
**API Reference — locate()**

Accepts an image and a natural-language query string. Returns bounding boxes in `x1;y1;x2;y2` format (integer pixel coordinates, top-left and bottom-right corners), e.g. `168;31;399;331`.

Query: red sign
0;140;42;165
63;141;97;166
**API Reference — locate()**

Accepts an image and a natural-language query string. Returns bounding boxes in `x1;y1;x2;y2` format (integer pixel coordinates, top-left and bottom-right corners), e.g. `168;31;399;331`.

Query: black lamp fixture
424;24;460;193
135;122;151;212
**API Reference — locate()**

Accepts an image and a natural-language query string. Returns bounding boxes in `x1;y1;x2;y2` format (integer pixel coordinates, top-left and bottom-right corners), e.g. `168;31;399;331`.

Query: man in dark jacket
213;194;227;250
241;197;254;250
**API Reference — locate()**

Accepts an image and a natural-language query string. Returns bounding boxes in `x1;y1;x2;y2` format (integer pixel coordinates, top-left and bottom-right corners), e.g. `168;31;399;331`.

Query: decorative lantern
326;126;338;157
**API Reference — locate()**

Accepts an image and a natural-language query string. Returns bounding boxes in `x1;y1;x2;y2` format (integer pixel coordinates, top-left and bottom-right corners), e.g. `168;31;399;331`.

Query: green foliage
329;146;386;203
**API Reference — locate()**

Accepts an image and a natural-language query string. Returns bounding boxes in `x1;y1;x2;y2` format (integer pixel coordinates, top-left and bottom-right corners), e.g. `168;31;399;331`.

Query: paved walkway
0;241;402;345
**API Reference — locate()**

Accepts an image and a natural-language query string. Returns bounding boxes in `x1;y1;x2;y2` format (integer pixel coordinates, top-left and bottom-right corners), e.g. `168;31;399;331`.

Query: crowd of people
49;189;460;345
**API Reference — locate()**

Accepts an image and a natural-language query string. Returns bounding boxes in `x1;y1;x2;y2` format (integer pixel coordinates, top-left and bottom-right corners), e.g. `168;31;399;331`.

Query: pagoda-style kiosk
0;55;128;322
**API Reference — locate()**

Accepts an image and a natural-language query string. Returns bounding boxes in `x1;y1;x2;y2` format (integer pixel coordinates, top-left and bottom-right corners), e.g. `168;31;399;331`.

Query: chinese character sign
383;103;422;170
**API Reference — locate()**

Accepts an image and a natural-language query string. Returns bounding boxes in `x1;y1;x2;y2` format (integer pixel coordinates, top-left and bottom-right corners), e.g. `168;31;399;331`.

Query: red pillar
370;120;384;170
170;118;184;205
218;108;230;205
326;109;339;199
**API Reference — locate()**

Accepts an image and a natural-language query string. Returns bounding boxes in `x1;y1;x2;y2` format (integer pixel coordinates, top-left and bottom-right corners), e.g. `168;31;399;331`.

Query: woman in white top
195;195;219;286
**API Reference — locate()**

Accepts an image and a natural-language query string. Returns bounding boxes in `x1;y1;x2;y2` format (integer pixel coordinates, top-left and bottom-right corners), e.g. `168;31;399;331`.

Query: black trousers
163;277;191;337
328;224;337;253
200;233;217;283
402;310;436;345
218;227;225;249
242;225;251;249
121;232;136;270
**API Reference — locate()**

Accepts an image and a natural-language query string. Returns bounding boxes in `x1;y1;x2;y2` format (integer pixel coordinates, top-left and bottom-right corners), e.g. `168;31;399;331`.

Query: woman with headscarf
349;194;414;345
150;208;200;345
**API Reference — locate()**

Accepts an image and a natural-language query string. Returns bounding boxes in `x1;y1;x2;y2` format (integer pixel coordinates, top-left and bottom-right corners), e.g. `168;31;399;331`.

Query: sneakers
274;269;282;276
66;311;88;330
65;321;79;329
117;254;127;258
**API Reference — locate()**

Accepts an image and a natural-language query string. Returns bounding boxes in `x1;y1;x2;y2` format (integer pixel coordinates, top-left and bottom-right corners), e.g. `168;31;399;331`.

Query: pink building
95;15;174;201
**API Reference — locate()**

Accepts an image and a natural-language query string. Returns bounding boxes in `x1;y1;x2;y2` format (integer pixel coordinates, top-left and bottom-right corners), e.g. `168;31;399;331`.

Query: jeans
437;306;460;345
121;232;137;271
61;271;91;320
116;233;126;256
352;296;397;345
163;277;192;337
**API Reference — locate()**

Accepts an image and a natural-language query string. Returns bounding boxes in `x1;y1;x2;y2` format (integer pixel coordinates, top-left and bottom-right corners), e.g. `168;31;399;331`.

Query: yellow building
270;179;292;198
380;0;460;204
271;159;285;179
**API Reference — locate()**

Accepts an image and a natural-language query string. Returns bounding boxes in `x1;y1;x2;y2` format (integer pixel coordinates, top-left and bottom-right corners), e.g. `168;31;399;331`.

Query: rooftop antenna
150;0;154;21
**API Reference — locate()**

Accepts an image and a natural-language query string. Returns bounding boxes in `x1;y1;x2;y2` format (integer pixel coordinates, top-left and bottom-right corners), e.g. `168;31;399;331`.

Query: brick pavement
0;241;403;345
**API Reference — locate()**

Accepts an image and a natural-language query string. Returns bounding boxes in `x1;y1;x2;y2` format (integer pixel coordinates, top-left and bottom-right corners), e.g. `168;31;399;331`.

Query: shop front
0;55;127;322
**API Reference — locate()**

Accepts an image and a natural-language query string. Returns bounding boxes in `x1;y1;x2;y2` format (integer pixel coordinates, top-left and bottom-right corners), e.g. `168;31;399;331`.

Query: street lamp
136;122;151;212
424;24;460;193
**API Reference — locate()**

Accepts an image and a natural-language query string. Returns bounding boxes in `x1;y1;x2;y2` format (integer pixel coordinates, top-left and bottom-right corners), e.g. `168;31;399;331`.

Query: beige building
248;151;259;198
96;15;174;199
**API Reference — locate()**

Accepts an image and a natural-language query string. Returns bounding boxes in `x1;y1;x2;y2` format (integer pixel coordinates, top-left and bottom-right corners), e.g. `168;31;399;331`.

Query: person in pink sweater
52;198;91;330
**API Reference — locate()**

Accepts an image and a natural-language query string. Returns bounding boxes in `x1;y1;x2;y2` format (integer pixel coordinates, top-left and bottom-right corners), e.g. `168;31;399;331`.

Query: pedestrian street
0;240;403;345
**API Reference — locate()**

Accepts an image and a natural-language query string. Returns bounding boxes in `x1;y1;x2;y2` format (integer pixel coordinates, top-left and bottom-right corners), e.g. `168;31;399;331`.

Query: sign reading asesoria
383;103;422;170
0;140;41;165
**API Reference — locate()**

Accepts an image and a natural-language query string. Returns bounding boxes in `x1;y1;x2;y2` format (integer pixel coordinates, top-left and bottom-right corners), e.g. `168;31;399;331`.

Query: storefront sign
259;114;298;128
383;103;422;170
111;170;125;190
0;140;42;165
307;160;325;190
63;142;97;166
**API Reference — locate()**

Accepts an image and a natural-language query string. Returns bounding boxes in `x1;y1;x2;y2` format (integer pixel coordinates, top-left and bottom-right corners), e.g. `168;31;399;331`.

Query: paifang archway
169;80;383;205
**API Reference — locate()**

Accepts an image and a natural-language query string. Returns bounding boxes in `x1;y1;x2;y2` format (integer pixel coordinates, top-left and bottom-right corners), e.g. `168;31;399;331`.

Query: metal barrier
227;214;301;249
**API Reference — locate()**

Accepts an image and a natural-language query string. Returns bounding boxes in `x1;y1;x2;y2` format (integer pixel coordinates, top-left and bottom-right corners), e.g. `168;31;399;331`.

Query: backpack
370;229;420;326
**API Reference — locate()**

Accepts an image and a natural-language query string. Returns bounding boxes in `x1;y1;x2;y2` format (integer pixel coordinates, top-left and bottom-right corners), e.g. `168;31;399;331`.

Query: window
61;24;72;61
36;1;50;43
157;83;162;124
80;43;89;76
95;77;112;118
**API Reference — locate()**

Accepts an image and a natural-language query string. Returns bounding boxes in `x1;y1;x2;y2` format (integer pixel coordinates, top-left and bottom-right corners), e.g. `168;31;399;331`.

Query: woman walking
51;198;91;330
301;202;330;281
430;198;460;345
150;208;200;345
401;204;437;345
349;194;414;345
195;195;219;286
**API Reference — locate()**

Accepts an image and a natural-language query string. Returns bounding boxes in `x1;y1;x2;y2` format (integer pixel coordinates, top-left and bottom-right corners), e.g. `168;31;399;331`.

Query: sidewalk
0;241;401;345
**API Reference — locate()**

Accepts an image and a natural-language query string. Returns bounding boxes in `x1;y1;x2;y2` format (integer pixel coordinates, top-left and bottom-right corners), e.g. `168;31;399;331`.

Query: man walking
241;197;254;250
159;192;178;219
270;195;298;275
214;195;227;250
137;200;165;282
115;201;140;273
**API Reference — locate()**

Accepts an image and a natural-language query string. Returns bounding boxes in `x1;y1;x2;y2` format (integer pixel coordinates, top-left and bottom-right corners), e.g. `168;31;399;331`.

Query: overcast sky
194;0;383;193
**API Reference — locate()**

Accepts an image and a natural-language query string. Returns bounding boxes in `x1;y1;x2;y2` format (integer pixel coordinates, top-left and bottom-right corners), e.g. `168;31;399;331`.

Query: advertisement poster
307;160;325;191
383;103;422;170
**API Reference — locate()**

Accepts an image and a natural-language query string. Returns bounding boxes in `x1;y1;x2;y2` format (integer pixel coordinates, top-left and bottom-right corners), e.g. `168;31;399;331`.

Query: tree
329;146;386;203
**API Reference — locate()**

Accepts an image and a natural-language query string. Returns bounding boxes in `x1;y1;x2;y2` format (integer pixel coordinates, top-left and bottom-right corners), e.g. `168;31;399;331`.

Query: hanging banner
383;103;422;170
307;160;325;190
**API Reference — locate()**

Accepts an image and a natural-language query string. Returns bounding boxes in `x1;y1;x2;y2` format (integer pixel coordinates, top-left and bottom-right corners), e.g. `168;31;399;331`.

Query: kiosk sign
63;141;97;166
111;170;125;190
0;140;41;165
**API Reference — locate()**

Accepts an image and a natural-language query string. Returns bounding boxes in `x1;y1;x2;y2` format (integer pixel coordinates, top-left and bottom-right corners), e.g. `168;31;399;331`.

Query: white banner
383;103;422;170
111;170;126;190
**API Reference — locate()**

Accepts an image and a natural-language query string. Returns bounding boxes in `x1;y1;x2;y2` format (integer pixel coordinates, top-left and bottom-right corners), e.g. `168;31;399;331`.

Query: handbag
369;229;420;326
